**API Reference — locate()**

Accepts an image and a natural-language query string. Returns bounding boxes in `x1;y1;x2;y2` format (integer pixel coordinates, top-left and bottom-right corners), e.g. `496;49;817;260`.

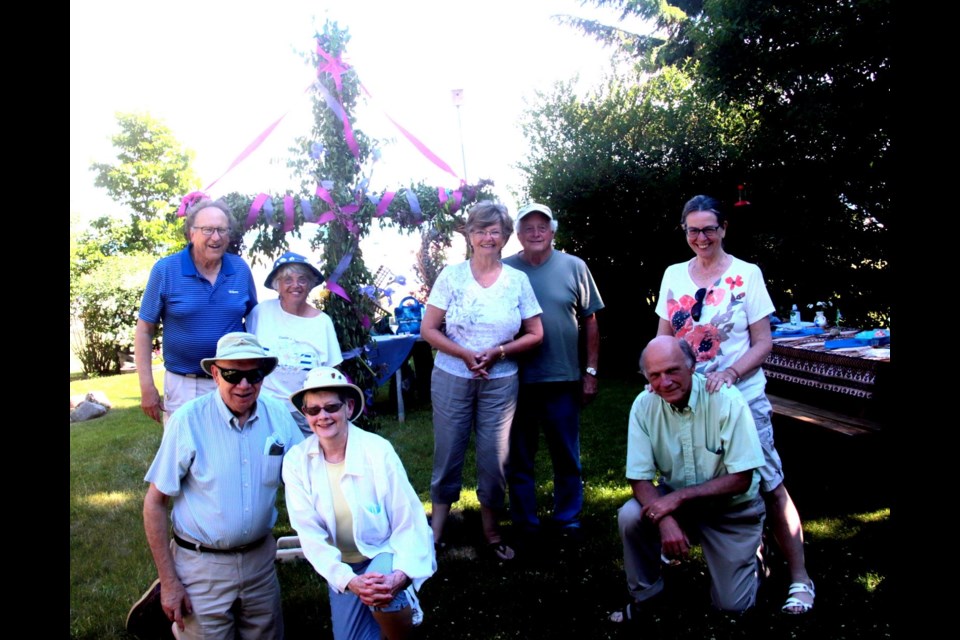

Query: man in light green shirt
609;337;766;624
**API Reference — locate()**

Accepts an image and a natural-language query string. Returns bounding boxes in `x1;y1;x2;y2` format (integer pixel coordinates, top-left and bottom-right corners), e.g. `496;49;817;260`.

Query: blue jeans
507;382;583;531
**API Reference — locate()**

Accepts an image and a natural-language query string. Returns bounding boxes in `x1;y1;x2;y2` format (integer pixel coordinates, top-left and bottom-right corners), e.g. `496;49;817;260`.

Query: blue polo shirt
139;245;257;375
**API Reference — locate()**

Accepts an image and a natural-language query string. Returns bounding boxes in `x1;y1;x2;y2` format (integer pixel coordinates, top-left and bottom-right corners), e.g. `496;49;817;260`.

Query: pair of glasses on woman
301;402;345;416
217;367;266;385
683;225;720;239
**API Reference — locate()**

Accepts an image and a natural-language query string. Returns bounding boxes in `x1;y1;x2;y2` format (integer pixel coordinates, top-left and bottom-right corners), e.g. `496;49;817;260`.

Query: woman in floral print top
654;194;816;616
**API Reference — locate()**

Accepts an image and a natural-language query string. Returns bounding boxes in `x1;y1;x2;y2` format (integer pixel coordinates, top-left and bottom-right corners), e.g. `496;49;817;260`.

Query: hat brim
263;261;325;290
290;383;365;422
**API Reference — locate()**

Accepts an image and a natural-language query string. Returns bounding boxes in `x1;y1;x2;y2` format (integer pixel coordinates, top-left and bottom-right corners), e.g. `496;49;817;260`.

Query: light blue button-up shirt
145;390;303;548
626;374;764;507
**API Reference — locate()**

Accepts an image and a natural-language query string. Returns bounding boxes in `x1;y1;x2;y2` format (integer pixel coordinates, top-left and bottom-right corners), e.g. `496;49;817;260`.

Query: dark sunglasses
301;402;345;417
217;367;266;385
691;287;708;322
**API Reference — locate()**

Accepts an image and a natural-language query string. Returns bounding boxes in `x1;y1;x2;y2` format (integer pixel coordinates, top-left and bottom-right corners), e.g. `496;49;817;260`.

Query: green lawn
70;371;892;639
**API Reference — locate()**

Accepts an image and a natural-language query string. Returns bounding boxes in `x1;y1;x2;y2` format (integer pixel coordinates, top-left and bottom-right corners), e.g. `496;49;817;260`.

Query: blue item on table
854;329;890;346
394;297;423;334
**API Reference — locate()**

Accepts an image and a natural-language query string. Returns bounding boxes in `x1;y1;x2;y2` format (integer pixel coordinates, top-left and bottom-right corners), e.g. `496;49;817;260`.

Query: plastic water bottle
789;304;800;325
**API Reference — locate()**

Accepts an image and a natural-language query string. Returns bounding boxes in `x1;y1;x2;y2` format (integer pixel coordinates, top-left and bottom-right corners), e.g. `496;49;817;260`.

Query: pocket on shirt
355;503;391;545
262;453;283;487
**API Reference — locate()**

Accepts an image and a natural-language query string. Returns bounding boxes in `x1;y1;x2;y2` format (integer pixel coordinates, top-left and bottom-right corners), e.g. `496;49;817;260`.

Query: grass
70;370;893;639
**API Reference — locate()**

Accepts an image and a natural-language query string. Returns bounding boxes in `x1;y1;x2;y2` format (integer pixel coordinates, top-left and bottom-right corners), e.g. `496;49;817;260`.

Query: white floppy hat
200;332;278;376
289;366;365;421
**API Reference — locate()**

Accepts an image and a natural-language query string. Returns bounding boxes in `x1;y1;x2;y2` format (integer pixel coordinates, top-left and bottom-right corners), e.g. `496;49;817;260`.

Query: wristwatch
585;367;598;377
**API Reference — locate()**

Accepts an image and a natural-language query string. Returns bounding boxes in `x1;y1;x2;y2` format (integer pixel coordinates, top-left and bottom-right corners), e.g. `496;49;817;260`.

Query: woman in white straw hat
282;367;435;640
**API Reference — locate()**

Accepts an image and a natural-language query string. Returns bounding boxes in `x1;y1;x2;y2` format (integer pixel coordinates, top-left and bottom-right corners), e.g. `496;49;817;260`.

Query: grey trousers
618;493;765;612
430;368;518;508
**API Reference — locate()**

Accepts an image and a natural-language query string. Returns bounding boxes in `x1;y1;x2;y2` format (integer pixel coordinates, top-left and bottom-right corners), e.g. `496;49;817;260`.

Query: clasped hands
347;570;409;607
461;347;501;379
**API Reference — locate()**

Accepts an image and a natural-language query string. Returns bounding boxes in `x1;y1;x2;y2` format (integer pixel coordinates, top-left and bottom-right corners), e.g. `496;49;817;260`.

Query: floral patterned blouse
428;260;542;379
655;256;774;402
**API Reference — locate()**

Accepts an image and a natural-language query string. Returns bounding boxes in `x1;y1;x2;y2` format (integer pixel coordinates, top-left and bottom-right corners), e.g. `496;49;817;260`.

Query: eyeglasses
470;230;502;239
193;226;230;237
280;276;311;286
216;367;265;385
684;225;720;239
691;287;708;322
301;402;345;416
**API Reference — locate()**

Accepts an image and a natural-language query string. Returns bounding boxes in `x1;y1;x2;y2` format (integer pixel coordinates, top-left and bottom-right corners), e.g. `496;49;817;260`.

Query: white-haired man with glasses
135;198;258;425
133;333;303;640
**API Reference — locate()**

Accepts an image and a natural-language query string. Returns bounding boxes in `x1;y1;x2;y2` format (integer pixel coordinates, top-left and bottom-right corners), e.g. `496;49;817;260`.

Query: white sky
71;0;644;292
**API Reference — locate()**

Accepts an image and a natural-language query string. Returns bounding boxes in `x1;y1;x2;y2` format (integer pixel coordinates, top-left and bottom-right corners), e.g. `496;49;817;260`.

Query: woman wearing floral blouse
655;194;815;615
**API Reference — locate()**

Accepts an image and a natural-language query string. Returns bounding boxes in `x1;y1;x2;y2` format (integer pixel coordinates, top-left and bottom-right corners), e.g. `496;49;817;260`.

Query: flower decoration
359;274;408;308
725;275;743;290
807;300;833;312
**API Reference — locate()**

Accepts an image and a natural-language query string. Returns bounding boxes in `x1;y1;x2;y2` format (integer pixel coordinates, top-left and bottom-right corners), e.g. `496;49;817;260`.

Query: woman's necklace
471;260;502;288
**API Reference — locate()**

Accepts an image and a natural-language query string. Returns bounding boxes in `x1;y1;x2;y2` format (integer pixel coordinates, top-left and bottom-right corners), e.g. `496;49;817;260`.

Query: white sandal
781;581;815;614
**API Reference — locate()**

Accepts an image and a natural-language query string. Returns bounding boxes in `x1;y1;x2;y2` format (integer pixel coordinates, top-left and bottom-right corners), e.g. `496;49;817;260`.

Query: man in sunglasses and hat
134;332;304;640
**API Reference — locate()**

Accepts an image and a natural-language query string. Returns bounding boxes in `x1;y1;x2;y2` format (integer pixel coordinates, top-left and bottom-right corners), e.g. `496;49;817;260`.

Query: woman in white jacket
282;367;436;639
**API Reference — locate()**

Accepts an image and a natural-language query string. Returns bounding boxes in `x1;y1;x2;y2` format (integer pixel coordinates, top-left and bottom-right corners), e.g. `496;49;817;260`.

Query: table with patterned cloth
764;329;890;421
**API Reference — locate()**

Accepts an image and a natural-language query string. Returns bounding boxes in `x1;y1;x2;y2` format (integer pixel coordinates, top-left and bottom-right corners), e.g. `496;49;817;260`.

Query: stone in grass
71;400;108;422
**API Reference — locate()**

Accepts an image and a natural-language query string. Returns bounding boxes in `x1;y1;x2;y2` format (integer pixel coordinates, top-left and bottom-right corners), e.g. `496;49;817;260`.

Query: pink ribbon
316;44;351;93
204;111;291;193
437;188;463;214
283;196;295;232
314;81;360;158
176;191;208;217
314;185;360;236
361;83;461;180
246;193;271;229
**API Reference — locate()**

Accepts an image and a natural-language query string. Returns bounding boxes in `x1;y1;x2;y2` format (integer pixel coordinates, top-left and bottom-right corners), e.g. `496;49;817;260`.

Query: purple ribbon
314;81;360;158
246;193;271;229
325;247;355;302
301;198;316;222
283;196;295;232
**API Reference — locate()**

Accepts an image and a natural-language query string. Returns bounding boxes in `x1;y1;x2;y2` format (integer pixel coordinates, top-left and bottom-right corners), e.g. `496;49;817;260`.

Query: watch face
586;367;597;376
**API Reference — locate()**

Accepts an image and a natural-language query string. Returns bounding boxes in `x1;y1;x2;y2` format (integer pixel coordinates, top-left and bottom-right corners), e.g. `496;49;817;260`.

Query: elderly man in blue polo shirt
140;333;303;639
134;198;258;424
609;336;765;624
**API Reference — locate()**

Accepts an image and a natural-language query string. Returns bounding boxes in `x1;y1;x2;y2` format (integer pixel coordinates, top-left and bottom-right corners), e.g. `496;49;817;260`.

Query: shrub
71;253;156;376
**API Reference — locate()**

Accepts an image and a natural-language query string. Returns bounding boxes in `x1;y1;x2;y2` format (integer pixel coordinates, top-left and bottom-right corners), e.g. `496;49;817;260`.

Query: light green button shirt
626;374;764;507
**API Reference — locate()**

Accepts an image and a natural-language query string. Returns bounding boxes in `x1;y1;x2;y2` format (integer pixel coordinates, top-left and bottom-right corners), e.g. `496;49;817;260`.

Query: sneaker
405;585;424;626
126;578;175;640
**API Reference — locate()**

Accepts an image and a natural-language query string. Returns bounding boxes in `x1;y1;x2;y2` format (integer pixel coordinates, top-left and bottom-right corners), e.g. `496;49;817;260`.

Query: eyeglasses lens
219;368;265;384
302;402;345;417
685;226;718;238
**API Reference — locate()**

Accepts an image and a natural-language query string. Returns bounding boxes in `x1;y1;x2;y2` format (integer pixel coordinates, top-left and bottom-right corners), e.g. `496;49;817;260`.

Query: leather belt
173;533;267;554
181;372;213;379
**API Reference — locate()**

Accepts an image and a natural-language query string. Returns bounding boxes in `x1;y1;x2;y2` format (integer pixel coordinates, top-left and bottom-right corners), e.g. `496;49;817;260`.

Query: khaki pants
170;536;283;640
618;494;765;612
